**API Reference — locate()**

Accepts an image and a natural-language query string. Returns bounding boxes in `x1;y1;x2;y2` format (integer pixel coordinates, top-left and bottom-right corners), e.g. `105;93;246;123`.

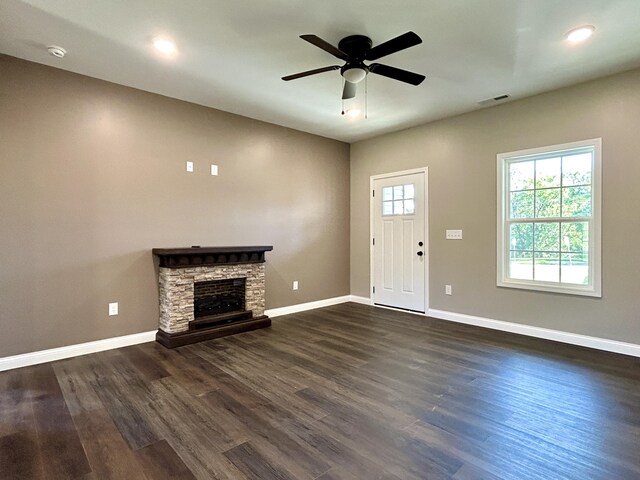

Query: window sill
497;279;601;298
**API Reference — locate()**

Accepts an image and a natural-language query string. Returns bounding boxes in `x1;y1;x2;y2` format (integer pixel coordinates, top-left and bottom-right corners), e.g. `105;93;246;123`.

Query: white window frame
497;138;602;297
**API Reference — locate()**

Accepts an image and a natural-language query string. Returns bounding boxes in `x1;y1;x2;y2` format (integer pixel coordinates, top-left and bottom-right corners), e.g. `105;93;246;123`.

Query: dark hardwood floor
2;302;640;479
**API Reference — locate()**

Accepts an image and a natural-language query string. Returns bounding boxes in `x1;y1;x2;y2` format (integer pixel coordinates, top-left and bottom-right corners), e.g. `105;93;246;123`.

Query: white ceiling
2;0;640;143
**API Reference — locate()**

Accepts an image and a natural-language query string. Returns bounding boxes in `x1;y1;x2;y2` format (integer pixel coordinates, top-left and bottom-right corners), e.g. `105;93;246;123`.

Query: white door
372;170;427;312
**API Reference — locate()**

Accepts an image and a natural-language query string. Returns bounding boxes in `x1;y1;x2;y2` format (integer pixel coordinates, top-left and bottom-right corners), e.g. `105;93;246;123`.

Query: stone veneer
158;263;265;334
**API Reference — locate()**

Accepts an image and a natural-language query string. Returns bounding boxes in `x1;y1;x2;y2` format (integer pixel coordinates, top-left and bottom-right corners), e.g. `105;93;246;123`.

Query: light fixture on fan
342;66;367;83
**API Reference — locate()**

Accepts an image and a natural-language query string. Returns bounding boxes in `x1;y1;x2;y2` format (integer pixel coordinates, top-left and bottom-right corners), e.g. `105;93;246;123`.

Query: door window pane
404;199;415;214
404;184;415;199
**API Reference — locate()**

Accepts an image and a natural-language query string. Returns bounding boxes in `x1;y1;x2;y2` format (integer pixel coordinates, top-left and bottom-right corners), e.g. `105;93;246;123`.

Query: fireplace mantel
152;245;273;268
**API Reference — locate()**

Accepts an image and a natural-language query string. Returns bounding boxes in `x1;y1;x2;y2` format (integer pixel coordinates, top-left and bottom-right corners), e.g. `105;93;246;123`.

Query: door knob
417;251;424;256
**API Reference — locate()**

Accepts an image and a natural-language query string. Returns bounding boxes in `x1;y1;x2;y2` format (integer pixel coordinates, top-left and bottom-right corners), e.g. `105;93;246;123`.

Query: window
497;139;601;296
382;183;415;215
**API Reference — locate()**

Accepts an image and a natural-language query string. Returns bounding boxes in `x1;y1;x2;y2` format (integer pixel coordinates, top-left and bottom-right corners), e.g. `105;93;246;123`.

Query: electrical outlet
108;302;119;316
186;161;194;172
445;285;452;295
293;281;299;290
446;229;463;240
211;164;218;176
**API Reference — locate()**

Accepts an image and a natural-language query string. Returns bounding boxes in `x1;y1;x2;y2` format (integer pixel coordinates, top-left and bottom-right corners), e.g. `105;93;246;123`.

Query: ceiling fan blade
342;81;357;99
369;63;425;86
300;34;348;60
365;31;422;61
282;65;340;81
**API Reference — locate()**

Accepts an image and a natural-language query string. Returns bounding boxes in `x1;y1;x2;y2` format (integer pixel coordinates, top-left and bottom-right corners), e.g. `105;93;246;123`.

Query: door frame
370;167;429;313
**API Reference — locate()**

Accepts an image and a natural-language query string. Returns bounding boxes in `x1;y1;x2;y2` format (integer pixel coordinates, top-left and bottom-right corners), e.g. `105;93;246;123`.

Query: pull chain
365;75;368;119
341;77;345;115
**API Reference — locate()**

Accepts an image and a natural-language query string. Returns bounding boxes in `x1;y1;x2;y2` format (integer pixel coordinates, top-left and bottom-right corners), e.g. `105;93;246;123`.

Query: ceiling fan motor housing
337;35;372;58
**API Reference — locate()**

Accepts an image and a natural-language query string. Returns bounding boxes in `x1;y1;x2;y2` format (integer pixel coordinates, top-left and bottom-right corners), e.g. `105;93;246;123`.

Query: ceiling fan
282;32;425;100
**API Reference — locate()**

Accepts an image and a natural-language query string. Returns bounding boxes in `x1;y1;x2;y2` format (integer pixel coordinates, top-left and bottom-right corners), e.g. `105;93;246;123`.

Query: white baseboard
427;308;640;358
0;295;356;372
6;296;635;372
266;295;352;317
348;295;373;305
340;297;640;358
0;330;156;372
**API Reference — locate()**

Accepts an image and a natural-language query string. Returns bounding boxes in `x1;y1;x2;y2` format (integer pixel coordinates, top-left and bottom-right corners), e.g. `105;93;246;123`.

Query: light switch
186;161;194;172
211;164;218;176
108;302;118;316
446;229;463;240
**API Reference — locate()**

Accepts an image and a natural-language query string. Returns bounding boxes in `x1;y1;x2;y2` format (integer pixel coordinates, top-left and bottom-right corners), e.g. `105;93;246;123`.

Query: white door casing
371;168;428;312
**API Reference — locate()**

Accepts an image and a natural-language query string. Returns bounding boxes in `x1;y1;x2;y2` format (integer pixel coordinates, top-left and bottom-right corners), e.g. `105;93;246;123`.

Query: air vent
478;94;510;106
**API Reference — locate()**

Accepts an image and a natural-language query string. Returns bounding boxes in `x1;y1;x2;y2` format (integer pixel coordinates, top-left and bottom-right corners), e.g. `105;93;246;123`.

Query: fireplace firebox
194;278;246;318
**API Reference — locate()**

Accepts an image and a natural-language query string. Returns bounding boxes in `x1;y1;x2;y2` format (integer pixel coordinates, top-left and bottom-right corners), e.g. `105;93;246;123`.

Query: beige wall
0;55;350;357
351;68;640;344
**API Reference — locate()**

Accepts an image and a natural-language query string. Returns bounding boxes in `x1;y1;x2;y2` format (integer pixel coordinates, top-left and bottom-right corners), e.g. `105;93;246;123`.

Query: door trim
370;167;429;312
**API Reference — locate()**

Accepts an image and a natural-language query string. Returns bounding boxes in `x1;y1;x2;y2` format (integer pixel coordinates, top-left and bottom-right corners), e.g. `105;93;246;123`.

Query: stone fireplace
152;246;273;348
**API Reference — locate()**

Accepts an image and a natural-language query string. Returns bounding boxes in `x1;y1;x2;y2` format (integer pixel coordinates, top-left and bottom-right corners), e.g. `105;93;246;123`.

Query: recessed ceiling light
47;45;66;58
152;37;177;55
566;25;595;43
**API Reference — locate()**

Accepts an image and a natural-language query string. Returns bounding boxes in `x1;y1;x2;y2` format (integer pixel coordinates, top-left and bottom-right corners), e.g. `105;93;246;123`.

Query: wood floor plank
53;357;104;416
27;363;92;479
0;368;45;480
254;395;406;480
0;432;44;480
85;353;161;450
134;440;197;480
195;345;329;425
205;388;332;479
151;376;249;453
138;342;220;396
452;463;506;480
223;441;297;480
119;345;170;382
73;407;150;480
